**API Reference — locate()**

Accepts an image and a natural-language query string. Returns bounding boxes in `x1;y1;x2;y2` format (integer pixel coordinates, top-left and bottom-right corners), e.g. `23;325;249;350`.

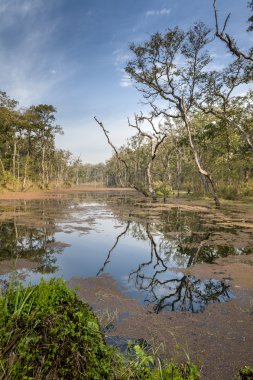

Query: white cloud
113;49;131;69
0;0;42;29
146;10;156;17
145;8;171;17
113;49;133;88
0;2;76;107
0;0;33;15
120;73;132;88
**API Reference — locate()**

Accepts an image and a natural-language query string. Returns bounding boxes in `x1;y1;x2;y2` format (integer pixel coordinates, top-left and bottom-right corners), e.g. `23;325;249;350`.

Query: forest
0;92;83;191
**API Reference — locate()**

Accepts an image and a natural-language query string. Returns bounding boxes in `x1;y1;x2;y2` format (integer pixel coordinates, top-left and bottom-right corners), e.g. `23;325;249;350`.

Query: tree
128;113;167;198
126;22;221;207
25;105;63;188
0;90;78;190
200;1;253;156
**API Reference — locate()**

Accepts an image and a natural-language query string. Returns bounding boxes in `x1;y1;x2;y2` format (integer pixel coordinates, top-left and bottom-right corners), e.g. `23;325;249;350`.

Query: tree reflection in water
0;221;63;274
98;219;234;313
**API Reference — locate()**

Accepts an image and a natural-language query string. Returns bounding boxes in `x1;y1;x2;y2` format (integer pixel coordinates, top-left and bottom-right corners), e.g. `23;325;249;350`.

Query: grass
0;277;201;379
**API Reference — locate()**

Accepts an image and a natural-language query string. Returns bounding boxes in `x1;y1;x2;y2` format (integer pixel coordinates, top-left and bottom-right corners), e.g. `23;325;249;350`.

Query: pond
0;191;251;313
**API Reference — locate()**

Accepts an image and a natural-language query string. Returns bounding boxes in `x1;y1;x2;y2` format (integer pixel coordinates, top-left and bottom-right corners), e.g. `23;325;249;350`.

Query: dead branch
213;0;253;62
94;116;129;170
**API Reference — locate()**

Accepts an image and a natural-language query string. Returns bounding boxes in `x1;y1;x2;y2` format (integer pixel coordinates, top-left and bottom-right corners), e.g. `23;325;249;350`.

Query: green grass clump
0;278;200;379
234;366;253;380
115;342;200;379
0;278;115;379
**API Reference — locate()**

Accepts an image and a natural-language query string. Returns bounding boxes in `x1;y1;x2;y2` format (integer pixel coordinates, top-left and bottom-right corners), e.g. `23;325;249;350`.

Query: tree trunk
22;154;29;191
42;145;45;189
147;160;154;195
0;158;5;175
182;107;220;208
13;140;17;178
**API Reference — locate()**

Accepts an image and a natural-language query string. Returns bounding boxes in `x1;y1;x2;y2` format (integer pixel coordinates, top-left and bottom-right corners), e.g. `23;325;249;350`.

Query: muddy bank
177;254;253;292
0;259;38;276
69;269;253;380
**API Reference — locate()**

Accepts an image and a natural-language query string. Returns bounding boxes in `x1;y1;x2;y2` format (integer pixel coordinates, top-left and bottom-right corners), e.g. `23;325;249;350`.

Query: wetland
0;189;253;379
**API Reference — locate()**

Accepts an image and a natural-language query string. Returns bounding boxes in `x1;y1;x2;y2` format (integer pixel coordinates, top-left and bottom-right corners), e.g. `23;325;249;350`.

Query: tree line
95;0;253;207
0;91;83;191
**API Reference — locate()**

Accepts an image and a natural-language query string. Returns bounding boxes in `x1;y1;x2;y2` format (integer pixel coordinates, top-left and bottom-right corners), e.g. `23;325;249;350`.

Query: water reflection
97;221;233;312
0;193;250;313
0;221;63;273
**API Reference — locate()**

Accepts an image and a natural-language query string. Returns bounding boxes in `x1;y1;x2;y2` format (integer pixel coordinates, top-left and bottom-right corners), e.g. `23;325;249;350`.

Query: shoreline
0;186;135;200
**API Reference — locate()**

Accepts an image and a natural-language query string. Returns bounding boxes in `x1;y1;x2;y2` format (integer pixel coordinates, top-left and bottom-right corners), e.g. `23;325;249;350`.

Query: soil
69;263;253;380
0;259;38;275
178;254;253;291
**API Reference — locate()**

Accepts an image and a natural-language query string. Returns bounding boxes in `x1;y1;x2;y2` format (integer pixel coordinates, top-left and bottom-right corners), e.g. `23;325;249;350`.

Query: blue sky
0;0;252;163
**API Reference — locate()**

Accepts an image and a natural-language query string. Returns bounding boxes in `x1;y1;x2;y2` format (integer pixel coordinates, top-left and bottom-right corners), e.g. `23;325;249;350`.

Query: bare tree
94;117;129;188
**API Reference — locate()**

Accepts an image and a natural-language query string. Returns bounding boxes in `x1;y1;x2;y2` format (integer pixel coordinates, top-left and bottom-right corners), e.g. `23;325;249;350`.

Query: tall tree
126;23;221;207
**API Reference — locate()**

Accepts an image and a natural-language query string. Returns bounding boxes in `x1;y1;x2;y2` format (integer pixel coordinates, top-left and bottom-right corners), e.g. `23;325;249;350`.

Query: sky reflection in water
0;194;243;312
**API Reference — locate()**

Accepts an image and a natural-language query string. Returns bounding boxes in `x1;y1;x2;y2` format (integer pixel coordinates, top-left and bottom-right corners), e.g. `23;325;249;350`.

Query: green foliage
155;182;171;198
0;278;115;379
234;365;253;380
218;184;239;200
0;278;201;379
0;91;82;190
0;171;19;189
115;343;200;379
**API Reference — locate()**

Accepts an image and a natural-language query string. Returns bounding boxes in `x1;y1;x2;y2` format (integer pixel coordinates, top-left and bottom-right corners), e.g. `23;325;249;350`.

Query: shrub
234;366;253;380
0;278;115;379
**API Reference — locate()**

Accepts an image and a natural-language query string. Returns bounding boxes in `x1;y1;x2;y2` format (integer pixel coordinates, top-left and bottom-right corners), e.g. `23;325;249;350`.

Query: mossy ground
0;278;115;379
0;278;201;379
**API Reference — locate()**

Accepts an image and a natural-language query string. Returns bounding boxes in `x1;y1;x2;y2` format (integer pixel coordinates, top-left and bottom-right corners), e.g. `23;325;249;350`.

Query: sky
0;0;252;163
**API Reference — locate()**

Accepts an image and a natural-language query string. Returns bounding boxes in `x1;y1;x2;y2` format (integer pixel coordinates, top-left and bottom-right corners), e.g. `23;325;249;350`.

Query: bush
218;184;239;200
154;182;171;200
234;366;253;380
0;278;115;379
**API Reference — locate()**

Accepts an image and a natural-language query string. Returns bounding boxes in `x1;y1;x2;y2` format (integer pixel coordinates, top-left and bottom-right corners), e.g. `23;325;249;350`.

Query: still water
1;192;250;313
